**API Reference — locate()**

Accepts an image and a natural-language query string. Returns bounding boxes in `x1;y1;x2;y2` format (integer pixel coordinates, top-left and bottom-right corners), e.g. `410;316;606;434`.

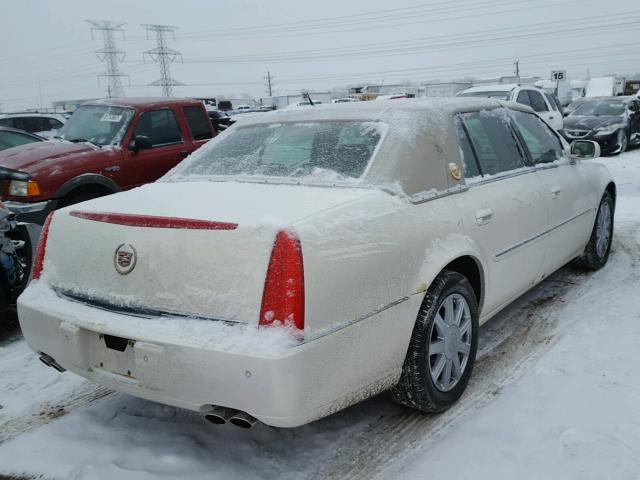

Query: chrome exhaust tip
229;411;258;429
39;353;66;372
204;406;238;425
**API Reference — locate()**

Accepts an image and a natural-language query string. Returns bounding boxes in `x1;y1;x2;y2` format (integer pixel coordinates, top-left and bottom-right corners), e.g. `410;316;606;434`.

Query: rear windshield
570;100;626;117
169;121;383;181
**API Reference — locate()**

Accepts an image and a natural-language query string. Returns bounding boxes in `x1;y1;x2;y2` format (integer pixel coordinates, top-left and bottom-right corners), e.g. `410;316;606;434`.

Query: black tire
391;270;479;413
575;191;614;271
0;286;9;332
59;190;105;209
616;129;628;155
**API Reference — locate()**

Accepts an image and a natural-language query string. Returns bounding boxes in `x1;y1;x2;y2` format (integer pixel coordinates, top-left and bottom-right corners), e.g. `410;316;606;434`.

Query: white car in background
0;112;67;138
19;99;614;428
332;98;359;103
457;84;564;130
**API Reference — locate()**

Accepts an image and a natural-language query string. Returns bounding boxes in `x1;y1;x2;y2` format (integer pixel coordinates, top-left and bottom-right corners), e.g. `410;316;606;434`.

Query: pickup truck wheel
391;270;479;413
59;190;105;209
574;192;614;271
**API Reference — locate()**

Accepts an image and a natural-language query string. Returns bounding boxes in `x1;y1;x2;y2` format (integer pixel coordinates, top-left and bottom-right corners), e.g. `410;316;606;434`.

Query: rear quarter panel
295;191;485;337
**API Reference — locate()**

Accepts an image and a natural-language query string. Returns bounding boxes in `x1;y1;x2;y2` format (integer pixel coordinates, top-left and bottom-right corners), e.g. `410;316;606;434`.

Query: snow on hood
0;140;101;172
563;115;625;131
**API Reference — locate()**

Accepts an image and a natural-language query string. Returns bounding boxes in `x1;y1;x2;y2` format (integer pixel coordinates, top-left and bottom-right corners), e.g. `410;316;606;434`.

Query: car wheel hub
595;201;612;258
429;293;472;392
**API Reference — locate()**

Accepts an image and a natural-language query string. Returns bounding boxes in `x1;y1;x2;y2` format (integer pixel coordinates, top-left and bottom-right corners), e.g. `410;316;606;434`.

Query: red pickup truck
0;97;214;224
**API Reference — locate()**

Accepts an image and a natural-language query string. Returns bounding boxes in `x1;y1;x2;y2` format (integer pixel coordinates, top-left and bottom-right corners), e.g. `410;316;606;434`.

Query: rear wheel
616;129;628;155
58;190;106;209
575;192;614;270
392;270;479;413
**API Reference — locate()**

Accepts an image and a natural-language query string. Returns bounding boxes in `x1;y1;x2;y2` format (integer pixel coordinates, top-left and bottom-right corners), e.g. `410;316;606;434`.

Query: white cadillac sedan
18;99;615;429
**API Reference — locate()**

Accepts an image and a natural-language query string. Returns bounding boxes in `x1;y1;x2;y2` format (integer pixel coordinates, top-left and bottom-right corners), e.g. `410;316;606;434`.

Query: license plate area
90;333;136;378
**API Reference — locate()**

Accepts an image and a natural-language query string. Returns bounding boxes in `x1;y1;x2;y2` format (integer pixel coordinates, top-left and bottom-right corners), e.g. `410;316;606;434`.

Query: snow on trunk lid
43;211;278;325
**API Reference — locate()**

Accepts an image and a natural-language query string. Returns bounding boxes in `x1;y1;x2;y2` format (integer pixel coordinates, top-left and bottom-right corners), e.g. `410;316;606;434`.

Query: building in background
51;98;99;112
418;82;472;97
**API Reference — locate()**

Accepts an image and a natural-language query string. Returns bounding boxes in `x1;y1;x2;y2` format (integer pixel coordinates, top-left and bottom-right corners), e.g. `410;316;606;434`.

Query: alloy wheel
595;201;612;259
428;293;472;392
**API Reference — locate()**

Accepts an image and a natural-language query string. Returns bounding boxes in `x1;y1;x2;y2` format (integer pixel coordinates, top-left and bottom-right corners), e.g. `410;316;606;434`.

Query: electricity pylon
142;24;183;96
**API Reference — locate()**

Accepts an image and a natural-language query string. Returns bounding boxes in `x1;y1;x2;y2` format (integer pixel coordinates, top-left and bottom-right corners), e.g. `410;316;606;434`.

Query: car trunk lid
42;180;371;325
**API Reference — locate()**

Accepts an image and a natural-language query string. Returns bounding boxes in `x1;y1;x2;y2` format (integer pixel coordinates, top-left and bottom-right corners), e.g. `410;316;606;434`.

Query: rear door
527;89;562;131
510;109;592;276
182;105;214;155
454;109;549;315
124;108;189;187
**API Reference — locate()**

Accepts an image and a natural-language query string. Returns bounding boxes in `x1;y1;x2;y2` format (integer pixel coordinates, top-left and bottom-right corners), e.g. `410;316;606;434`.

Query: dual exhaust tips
39;353;66;373
39;354;257;429
205;406;258;429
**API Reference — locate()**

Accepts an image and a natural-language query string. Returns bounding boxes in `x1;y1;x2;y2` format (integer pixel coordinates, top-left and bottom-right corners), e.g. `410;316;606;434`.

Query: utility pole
87;20;128;98
142;24;183;97
37;76;43;110
513;59;520;79
264;71;274;97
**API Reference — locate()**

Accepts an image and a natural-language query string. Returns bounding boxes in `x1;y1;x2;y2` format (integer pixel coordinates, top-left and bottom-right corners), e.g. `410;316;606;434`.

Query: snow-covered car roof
0;112;66;120
459;83;521;95
189;97;531;196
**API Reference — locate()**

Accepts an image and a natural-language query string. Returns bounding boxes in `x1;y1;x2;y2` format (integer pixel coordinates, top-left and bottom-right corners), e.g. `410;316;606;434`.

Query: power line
142;24;183;96
87;20;129;98
181;12;640;64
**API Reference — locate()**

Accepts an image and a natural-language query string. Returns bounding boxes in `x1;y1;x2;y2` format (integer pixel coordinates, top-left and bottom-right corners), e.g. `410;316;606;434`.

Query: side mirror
570;140;600;160
128;135;153;152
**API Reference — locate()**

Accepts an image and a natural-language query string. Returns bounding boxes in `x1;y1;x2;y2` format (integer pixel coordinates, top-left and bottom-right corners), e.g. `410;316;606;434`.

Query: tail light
259;230;305;330
32;212;54;280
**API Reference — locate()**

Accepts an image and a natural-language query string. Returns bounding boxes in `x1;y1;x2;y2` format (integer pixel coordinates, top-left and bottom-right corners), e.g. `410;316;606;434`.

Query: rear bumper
18;283;417;427
4;199;57;225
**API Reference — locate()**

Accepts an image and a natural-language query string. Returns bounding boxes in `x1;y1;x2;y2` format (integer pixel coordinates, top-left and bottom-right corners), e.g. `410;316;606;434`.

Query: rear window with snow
170;121;383;181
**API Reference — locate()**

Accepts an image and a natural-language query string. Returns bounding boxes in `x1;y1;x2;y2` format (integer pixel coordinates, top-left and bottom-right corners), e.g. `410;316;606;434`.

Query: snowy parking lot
1;149;639;479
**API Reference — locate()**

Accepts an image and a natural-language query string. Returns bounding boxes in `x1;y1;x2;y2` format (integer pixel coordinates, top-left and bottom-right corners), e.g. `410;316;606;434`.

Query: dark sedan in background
0;127;43;152
561;97;640;155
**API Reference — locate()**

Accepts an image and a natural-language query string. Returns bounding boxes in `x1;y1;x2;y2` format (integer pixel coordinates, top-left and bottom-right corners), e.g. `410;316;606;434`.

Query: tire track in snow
0;384;115;445
313;225;638;480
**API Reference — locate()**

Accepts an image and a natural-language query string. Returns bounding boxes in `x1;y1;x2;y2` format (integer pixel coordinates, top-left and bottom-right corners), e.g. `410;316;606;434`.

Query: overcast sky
1;0;638;111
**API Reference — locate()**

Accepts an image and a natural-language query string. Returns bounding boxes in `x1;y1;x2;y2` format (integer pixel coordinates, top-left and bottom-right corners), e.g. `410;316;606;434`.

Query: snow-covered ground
0;149;639;479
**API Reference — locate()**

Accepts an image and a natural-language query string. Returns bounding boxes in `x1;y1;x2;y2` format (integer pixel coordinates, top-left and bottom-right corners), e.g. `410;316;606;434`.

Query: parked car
0;97;214;225
207;109;234;133
457;84;564;130
19;99;614;428
0;127;43;152
376;94;409;100
561;96;640;155
284;100;324;109
0;167;33;331
0;113;66;139
332;98;359;103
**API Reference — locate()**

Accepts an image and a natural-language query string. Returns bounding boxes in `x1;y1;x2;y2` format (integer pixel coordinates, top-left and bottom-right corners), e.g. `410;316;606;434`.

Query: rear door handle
180;150;189;158
475;208;493;225
551;186;562;198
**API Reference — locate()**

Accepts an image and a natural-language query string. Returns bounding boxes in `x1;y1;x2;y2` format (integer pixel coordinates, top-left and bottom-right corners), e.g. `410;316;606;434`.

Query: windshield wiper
69;138;102;148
